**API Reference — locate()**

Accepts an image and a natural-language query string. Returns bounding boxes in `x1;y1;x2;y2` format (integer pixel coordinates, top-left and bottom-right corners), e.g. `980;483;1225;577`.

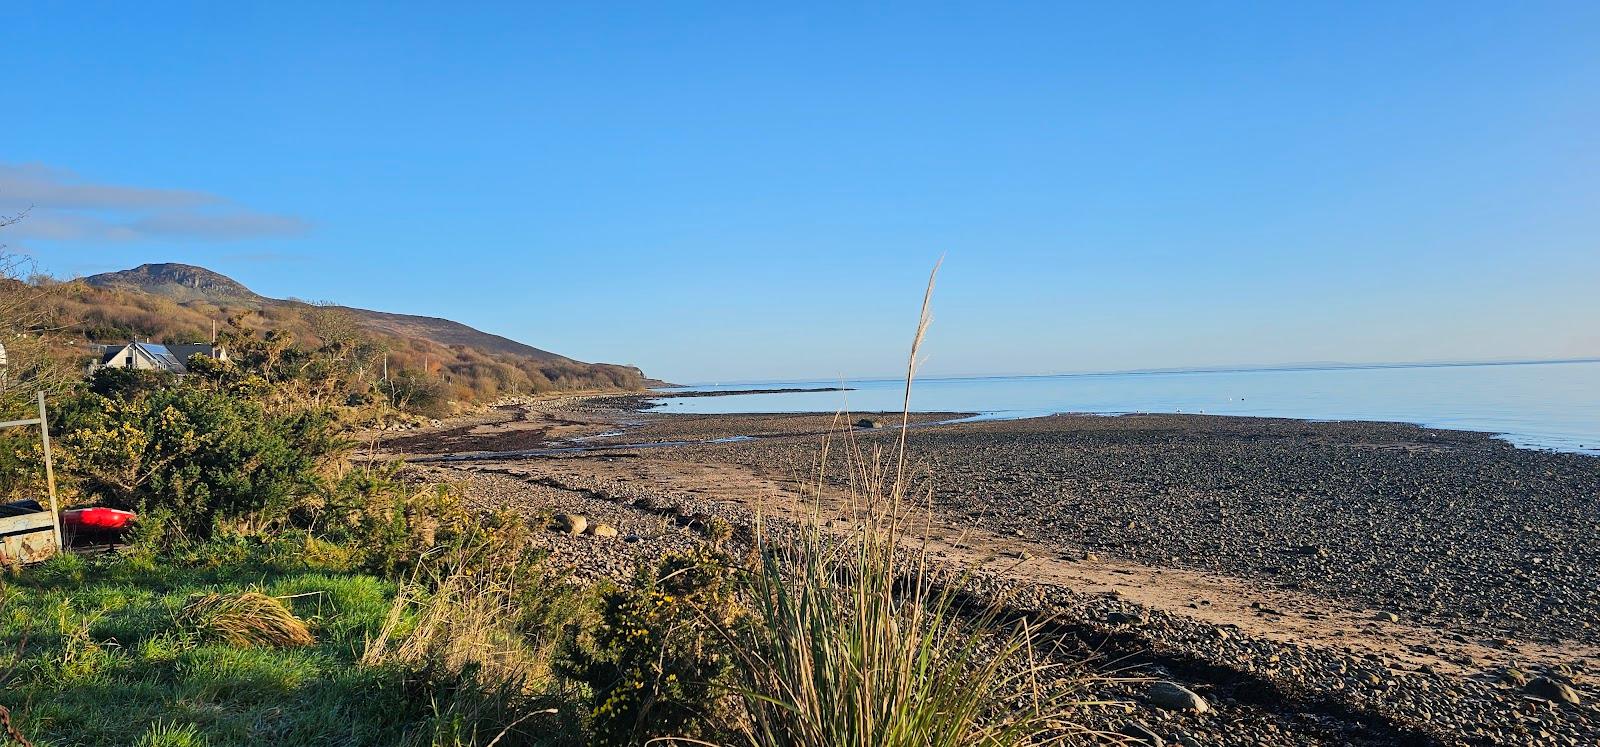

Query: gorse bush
387;370;453;419
41;369;487;576
309;465;476;576
562;547;740;746
53;372;342;543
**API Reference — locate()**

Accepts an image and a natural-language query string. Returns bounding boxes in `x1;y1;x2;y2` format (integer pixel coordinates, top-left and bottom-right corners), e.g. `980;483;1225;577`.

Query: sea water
649;360;1600;455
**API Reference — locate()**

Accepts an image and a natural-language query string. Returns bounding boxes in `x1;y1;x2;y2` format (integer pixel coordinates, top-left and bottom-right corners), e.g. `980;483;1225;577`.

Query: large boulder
588;523;619;538
1525;676;1581;704
1147;681;1210;713
552;513;587;535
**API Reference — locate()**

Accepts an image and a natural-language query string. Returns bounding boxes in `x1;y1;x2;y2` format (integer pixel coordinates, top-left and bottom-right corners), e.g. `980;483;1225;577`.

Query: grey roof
166;344;222;364
138;343;186;371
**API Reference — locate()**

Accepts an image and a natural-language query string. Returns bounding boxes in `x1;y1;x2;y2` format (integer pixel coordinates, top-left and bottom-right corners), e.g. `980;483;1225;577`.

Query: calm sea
651;360;1600;455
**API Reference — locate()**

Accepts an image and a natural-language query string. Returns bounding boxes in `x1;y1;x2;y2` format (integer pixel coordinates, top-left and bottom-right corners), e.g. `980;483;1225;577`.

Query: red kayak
62;507;137;530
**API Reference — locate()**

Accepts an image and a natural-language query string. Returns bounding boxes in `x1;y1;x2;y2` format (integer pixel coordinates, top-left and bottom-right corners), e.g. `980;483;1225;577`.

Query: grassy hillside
84;264;579;362
25;265;646;406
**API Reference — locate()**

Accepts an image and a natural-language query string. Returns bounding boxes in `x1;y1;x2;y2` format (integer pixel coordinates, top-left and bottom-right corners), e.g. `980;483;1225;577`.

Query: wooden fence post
37;391;63;551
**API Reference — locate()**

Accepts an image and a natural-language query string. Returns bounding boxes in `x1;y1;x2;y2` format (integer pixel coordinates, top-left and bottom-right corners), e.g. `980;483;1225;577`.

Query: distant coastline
681;356;1600;388
651;386;853;397
646;360;1600;455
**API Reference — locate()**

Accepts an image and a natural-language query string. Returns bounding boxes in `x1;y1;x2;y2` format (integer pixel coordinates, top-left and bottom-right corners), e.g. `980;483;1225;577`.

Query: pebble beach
385;396;1600;746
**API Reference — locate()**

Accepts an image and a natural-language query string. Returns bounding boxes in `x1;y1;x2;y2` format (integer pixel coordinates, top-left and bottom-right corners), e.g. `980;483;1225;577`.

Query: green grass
0;549;421;747
0;539;599;747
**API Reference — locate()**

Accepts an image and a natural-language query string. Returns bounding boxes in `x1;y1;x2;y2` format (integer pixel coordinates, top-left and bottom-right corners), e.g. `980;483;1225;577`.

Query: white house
88;342;229;375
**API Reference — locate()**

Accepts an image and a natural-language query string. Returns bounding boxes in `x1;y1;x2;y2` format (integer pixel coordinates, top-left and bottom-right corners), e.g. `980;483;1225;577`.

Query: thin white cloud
131;210;309;239
0;163;218;210
0;162;309;243
0;212;138;242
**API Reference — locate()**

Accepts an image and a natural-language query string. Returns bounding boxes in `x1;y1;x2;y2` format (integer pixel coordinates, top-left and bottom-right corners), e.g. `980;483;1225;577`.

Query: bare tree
0;211;77;417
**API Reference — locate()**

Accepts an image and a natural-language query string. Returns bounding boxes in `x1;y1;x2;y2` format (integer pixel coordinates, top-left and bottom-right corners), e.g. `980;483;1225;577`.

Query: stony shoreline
386;396;1600;746
667;413;1600;647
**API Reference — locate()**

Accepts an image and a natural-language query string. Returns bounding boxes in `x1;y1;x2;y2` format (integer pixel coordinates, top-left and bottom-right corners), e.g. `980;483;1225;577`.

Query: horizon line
675;356;1600;388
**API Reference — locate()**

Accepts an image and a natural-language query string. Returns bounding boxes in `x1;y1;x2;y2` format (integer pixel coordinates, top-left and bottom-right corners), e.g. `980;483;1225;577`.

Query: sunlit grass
0;549;415;746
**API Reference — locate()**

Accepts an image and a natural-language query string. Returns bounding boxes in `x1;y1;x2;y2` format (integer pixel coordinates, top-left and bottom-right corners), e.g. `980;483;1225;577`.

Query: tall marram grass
363;545;587;747
725;261;1094;747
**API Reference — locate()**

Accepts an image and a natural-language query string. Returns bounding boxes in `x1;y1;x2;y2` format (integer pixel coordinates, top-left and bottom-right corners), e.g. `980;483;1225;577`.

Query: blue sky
3;2;1598;383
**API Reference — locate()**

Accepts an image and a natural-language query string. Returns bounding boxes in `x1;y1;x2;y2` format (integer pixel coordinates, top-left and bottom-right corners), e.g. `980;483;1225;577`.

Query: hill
83;263;264;306
86;263;575;363
39;263;648;401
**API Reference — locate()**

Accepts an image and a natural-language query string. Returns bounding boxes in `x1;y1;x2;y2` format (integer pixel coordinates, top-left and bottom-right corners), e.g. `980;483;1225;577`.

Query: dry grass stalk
722;259;1105;747
362;556;543;686
179;591;314;648
363;552;576;747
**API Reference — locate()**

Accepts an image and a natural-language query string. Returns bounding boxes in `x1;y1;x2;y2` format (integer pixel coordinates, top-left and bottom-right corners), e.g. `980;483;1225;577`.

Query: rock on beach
1525;676;1581;704
1148;681;1210;713
552;513;587;535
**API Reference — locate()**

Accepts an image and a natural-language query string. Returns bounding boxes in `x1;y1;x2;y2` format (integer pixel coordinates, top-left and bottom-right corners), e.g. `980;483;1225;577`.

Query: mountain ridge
84;262;577;364
61;262;649;397
84;263;263;305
